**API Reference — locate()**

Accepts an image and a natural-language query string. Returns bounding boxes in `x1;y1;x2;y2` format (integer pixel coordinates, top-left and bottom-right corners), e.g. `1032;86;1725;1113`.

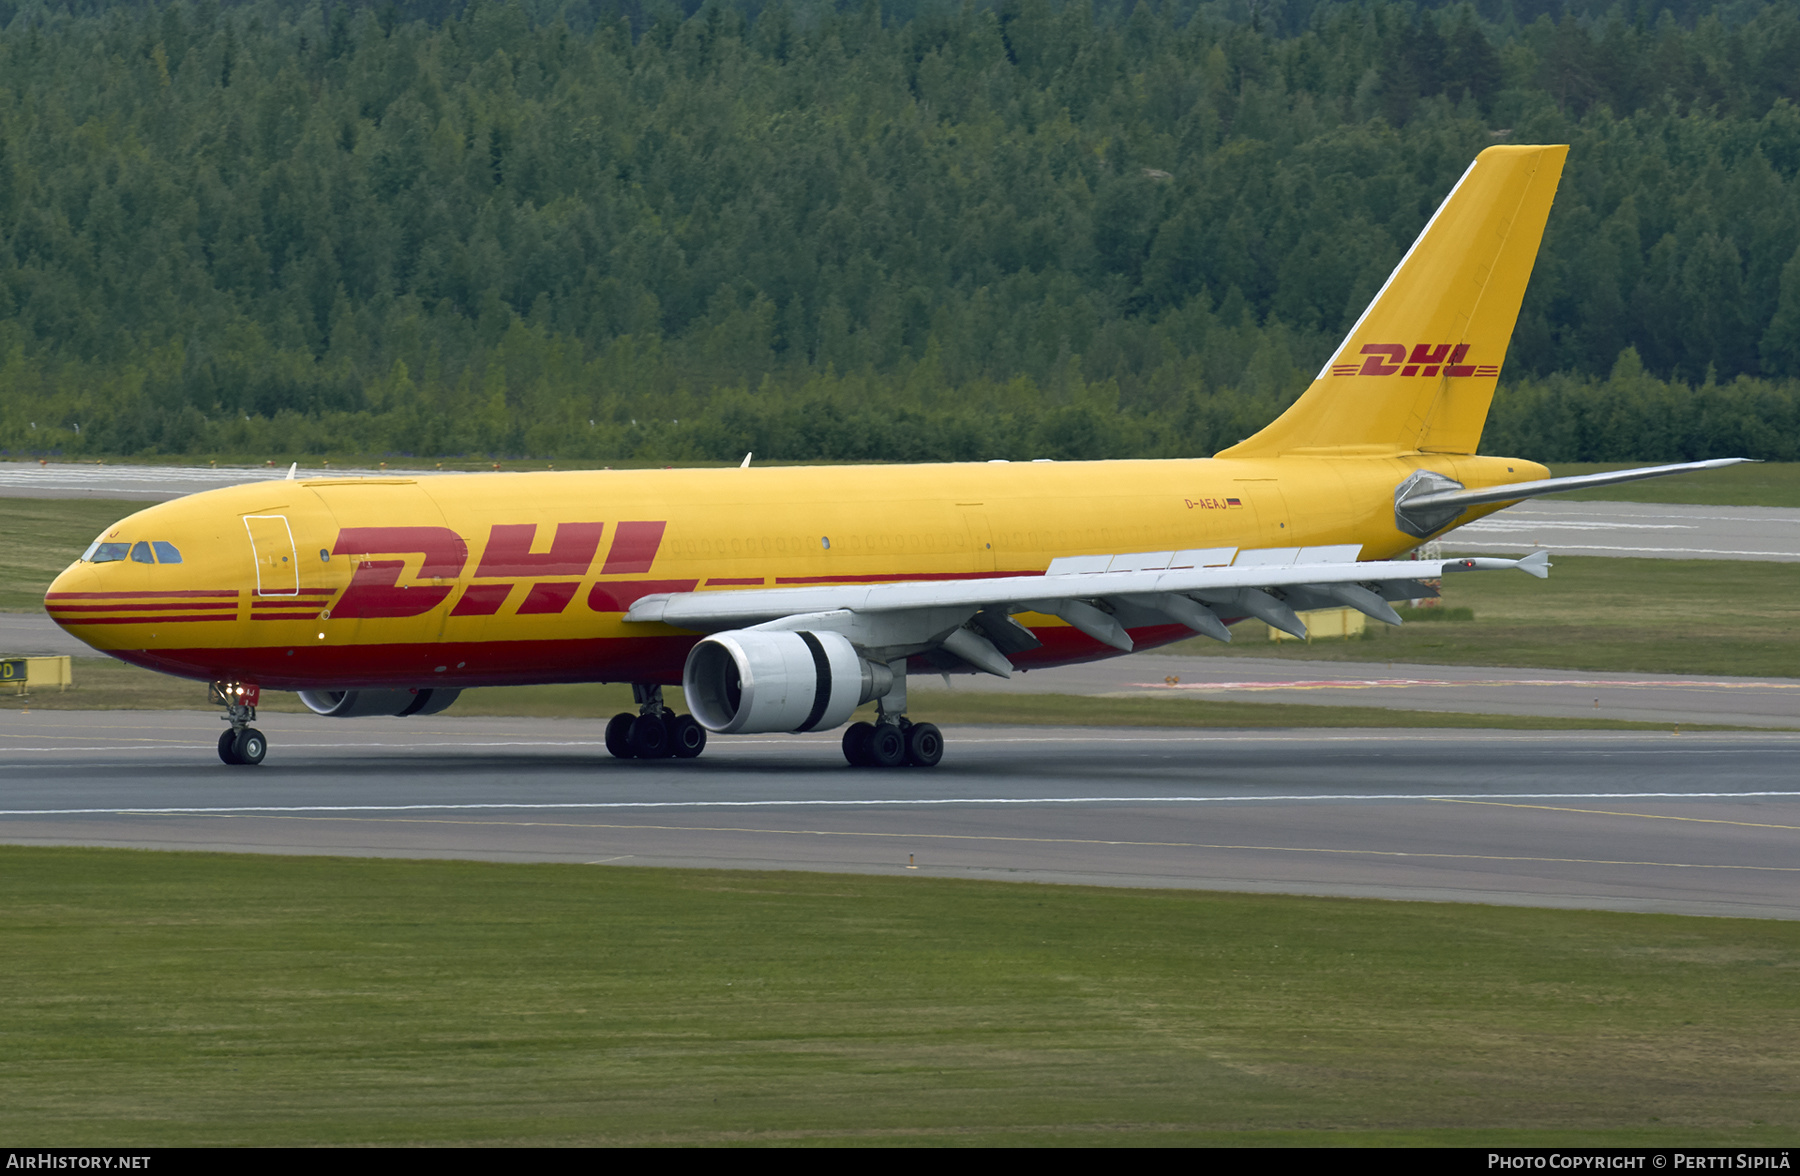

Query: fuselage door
960;509;996;572
244;514;299;596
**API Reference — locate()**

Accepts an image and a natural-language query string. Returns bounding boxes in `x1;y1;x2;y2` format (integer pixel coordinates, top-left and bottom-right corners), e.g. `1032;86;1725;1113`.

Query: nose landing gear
211;681;268;766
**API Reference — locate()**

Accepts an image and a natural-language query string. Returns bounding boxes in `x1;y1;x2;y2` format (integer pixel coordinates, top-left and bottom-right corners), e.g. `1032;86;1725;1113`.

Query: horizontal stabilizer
1403;458;1751;515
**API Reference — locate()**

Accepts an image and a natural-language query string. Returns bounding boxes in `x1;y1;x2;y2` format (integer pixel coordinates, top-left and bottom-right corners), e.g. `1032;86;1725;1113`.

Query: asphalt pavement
935;654;1800;728
1448;501;1800;561
3;711;1794;919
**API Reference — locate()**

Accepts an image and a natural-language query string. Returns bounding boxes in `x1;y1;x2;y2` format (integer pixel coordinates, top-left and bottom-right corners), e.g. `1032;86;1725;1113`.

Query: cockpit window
152;541;183;564
86;541;130;563
130;541;155;564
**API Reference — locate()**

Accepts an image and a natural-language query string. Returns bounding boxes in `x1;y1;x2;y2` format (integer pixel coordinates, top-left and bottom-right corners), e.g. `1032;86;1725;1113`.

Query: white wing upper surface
624;544;1551;676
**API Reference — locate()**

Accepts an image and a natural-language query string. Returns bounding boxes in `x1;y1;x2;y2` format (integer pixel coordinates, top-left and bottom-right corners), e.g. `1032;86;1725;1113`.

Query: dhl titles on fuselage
44;453;1531;691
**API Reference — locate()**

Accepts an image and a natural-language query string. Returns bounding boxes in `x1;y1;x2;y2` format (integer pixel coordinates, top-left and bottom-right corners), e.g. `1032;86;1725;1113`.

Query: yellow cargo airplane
45;144;1743;768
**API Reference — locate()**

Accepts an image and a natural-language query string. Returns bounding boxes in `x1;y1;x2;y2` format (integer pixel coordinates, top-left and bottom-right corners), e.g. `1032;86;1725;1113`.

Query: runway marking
1139;678;1800;692
74;810;1800;875
1437;798;1800;831
1477;508;1800;525
4;731;1797;756
5;791;1800;816
1447;542;1800;558
1462;520;1693;531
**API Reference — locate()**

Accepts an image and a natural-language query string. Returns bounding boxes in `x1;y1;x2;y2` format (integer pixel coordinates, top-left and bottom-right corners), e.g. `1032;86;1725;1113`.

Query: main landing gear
841;718;942;768
212;681;268;766
841;664;941;768
606;684;707;761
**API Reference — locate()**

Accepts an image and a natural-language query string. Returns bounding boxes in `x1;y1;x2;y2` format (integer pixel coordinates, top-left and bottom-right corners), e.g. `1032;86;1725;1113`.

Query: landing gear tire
605;712;636;759
218;729;241;765
842;721;875;767
905;722;943;768
868;723;907;768
670;714;707;759
628;713;672;759
231;727;268;766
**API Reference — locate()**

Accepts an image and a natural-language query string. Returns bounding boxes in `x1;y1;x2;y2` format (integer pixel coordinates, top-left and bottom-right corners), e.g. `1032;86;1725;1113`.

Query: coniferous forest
1;0;1798;464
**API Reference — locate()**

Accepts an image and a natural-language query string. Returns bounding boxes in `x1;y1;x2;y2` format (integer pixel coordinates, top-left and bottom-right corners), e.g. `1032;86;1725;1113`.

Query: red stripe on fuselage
449;584;512;616
587;579;700;613
102;622;1202;691
46;590;239;599
52;614;237;625
49;602;236;613
518;582;580;614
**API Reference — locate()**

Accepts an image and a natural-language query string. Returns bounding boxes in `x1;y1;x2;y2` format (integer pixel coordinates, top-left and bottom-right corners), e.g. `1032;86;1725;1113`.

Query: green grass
2;846;1795;1145
1158;556;1800;678
0;497;139;610
1;658;1738;730
1545;461;1800;507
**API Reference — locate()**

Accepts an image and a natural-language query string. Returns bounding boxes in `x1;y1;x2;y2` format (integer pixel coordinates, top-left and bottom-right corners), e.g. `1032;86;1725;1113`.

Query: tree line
0;0;1797;463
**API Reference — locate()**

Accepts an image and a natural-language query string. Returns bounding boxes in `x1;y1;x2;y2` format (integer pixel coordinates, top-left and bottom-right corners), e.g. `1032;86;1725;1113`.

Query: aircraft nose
45;562;97;628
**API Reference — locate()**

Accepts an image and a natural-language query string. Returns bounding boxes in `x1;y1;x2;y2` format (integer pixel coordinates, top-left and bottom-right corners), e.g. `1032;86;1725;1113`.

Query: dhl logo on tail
1327;344;1502;379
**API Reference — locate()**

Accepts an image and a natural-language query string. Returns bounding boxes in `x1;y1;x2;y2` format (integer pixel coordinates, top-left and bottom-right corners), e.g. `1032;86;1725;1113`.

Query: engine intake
297;688;461;718
683;629;891;734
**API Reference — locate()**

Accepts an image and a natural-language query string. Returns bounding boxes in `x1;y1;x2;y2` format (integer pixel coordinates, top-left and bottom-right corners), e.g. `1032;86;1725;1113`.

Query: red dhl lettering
328;521;670;619
1342;343;1489;378
475;522;606;578
332;526;467;619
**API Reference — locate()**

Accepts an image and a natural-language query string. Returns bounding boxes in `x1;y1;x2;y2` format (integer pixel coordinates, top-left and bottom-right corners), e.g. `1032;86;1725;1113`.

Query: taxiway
3;710;1794;920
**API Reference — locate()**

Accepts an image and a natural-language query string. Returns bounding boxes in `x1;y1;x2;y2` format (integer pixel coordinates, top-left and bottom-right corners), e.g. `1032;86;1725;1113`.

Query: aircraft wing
625;546;1550;677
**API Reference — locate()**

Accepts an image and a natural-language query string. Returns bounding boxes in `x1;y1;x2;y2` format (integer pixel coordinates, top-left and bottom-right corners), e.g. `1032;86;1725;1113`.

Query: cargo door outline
244;515;299;596
961;510;996;573
1232;480;1291;544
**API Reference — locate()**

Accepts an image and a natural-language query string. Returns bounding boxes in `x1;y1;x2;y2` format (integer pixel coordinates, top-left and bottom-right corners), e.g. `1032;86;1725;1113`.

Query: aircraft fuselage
45;451;1536;691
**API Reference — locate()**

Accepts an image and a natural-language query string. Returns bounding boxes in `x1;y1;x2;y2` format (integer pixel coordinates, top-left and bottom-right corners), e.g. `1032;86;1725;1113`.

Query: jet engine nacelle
297;688;462;717
683;629;892;734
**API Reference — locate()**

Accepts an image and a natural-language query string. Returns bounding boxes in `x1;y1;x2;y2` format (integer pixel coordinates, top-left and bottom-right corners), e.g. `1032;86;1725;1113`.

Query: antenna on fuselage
286;462;297;480
740;452;752;469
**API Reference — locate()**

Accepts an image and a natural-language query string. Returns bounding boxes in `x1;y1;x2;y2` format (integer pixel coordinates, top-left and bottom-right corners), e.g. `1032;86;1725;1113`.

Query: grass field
0;497;138;611
2;846;1794;1146
1157;556;1800;678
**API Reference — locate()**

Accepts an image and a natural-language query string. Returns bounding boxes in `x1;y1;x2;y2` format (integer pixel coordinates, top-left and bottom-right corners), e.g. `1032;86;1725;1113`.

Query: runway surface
6;610;1792;726
4;710;1796;920
1447;501;1800;561
0;460;419;500
939;654;1800;728
0;613;95;658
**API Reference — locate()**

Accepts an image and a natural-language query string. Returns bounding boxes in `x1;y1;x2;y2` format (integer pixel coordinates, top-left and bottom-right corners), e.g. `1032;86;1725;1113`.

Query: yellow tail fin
1216;144;1567;459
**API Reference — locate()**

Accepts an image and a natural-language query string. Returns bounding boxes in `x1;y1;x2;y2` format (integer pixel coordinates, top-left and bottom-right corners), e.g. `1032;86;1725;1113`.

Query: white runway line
5;791;1800;816
1451;542;1800;558
1140;677;1800;691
